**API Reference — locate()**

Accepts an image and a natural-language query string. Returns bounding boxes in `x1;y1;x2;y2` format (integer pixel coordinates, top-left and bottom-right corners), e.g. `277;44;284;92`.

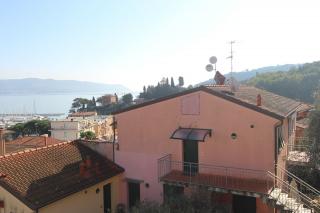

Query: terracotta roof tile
69;111;97;117
113;85;301;119
207;86;301;117
0;141;124;210
5;136;65;154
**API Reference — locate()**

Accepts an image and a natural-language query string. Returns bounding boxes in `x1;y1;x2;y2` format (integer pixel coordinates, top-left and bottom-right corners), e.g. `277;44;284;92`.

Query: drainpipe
274;120;283;179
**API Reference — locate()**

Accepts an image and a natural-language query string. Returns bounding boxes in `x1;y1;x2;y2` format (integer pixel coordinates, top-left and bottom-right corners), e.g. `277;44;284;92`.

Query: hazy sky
1;0;320;91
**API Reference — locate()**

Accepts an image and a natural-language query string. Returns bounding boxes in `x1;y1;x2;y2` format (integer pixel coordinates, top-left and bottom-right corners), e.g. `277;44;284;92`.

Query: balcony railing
158;154;272;195
287;144;311;164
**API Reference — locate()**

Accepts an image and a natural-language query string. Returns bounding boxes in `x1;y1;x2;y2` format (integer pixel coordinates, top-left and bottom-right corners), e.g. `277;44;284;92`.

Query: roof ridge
0;141;74;159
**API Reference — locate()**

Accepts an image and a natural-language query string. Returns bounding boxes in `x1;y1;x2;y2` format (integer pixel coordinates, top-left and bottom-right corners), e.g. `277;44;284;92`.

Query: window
288;113;296;137
181;94;200;115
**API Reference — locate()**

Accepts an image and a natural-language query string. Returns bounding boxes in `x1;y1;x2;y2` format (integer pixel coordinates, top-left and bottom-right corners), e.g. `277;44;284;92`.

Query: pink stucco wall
115;91;283;206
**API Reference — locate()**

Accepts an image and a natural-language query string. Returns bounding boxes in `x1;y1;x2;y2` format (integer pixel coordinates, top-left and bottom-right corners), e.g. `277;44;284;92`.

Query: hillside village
0;68;319;213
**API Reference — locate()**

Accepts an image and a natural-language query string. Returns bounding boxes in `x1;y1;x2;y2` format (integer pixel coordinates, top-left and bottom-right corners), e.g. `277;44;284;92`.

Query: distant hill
247;61;320;103
198;64;299;85
0;78;131;95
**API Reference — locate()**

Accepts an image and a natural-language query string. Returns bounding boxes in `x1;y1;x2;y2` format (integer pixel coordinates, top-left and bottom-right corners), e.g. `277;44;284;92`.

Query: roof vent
257;94;262;106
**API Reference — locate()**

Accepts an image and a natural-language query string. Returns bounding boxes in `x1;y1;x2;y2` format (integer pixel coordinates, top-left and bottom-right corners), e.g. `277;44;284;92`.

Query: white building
50;116;112;141
50;120;83;141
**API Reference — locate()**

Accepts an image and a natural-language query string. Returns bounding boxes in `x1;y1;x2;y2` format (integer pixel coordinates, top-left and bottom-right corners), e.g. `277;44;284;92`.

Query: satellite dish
206;64;213;72
209;56;217;64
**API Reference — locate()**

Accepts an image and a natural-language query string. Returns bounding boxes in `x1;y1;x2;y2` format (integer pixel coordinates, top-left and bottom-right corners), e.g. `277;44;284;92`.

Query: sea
0;92;107;115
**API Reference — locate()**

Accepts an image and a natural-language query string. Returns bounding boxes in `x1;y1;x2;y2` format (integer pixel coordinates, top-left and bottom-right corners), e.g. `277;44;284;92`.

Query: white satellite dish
209;56;217;64
206;64;213;72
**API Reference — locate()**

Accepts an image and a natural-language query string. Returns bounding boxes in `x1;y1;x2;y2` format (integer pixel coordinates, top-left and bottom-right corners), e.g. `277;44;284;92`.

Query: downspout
274;120;283;177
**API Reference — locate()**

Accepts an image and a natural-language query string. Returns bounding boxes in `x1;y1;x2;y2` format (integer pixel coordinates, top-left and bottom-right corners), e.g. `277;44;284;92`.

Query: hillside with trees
198;64;298;85
70;76;187;115
246;61;320;103
139;76;186;100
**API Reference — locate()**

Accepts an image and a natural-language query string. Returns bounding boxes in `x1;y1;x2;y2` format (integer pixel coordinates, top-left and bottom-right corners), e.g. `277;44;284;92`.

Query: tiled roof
69;111;97;117
0;141;124;210
5;136;65;154
207;85;301;118
297;103;314;112
113;85;301;119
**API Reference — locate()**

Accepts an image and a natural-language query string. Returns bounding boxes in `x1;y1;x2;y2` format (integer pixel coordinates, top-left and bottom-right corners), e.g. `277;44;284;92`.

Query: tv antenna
226;41;235;78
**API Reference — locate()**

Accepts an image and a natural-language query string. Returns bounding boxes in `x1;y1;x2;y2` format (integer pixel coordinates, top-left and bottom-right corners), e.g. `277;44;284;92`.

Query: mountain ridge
197;64;299;85
0;78;131;95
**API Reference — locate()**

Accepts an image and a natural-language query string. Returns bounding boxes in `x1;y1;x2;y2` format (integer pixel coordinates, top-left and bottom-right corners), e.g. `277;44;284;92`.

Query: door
128;182;140;208
103;183;111;213
183;140;198;175
233;195;256;213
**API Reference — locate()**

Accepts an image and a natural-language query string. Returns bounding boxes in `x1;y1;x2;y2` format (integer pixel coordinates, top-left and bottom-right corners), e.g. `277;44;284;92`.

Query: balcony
158;154;273;197
287;144;310;165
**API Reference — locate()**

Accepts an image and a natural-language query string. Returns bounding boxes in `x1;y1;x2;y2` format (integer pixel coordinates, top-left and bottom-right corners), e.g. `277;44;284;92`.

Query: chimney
79;161;86;177
41;134;48;146
79;156;92;179
95;162;101;176
85;156;92;168
257;94;262;106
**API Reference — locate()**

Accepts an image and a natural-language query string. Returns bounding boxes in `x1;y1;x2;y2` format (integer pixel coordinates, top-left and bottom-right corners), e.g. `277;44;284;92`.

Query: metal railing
277;165;320;208
158;156;320;212
158;156;272;194
267;171;320;212
288;144;311;153
287;144;311;164
295;137;315;145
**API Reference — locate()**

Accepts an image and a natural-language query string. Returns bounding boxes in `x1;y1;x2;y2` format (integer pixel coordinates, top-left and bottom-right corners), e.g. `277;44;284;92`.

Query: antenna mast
227;40;235;79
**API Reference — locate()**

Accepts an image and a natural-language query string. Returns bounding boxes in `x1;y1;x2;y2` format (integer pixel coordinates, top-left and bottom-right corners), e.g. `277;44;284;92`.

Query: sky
1;0;320;91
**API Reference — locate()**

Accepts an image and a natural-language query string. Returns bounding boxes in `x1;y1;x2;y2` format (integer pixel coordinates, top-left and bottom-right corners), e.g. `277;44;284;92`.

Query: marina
0;113;66;128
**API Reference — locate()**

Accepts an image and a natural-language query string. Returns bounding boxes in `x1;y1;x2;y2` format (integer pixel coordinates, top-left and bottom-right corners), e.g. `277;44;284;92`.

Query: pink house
112;85;312;212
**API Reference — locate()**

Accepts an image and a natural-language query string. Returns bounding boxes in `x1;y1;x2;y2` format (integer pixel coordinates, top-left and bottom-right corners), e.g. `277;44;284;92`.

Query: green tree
80;131;96;140
178;76;184;87
91;96;96;107
170;77;175;87
289;86;320;190
8;123;25;137
247;61;320;103
9;120;50;137
122;93;133;105
71;98;90;111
